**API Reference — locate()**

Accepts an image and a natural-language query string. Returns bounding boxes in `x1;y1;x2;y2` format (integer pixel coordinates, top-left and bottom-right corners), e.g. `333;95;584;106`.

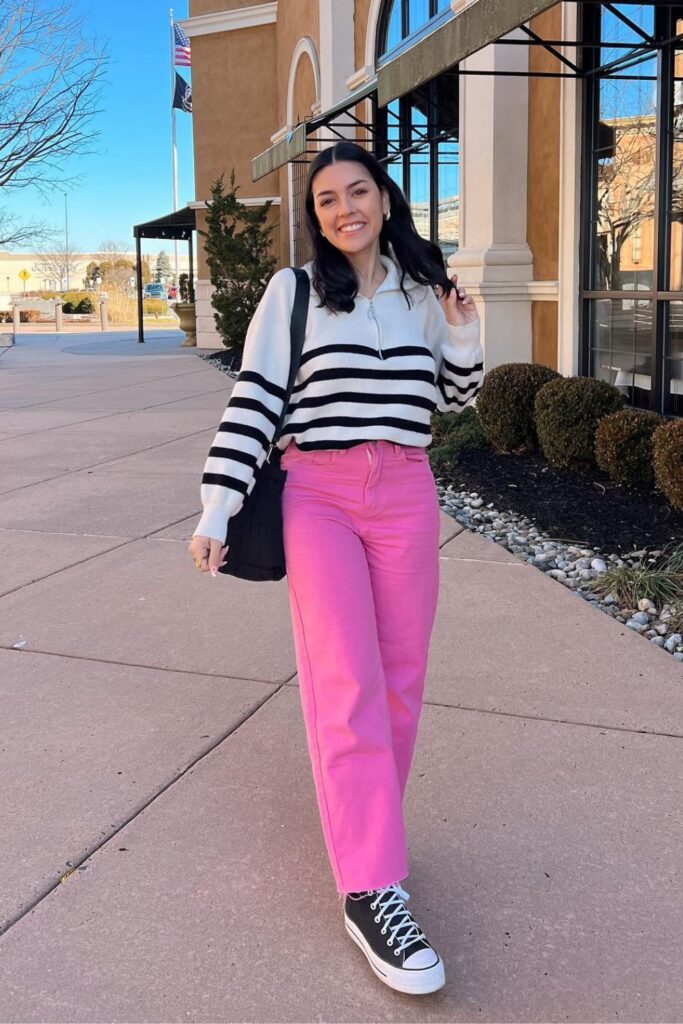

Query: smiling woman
189;139;484;997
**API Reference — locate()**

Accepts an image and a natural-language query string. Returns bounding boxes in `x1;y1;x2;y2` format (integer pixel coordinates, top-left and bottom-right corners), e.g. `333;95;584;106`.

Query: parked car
143;283;167;300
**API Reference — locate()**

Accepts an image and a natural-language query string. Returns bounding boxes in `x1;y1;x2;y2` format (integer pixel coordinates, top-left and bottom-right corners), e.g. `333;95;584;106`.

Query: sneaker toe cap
403;946;440;970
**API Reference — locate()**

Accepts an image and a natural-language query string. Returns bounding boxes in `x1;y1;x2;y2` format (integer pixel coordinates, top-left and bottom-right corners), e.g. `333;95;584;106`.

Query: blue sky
8;0;195;258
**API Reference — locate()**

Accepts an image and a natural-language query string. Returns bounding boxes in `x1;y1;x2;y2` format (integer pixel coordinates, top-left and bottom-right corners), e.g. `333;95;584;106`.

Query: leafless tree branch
0;0;107;192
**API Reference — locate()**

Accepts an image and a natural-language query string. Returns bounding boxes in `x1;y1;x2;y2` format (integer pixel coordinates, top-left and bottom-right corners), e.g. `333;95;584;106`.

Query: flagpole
170;8;179;288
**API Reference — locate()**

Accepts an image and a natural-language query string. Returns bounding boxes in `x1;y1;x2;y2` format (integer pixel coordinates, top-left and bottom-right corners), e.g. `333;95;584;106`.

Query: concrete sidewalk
0;330;681;1024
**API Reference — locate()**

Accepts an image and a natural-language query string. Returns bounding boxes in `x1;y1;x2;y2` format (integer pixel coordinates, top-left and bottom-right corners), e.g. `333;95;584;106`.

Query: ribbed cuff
193;504;230;544
447;318;481;353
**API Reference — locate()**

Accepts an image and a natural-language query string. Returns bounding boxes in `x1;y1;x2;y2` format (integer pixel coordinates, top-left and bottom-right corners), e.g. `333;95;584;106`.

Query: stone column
448;28;534;369
317;0;355;150
12;303;20;332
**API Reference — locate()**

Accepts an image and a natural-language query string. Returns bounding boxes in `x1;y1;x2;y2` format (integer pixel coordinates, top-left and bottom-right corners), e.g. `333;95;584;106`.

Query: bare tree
0;0;107;193
0;207;54;248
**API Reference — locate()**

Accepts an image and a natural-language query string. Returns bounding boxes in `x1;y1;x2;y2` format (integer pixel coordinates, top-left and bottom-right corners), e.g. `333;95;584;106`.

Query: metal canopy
251;77;378;182
133;206;196;241
132;206;196;343
251;0;675;182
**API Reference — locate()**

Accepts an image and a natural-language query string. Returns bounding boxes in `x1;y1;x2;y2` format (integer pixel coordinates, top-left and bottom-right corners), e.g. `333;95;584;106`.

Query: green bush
428;406;488;476
534;376;624;470
476;362;562;453
594;408;666;488
653;418;683;510
61;301;77;313
76;297;95;314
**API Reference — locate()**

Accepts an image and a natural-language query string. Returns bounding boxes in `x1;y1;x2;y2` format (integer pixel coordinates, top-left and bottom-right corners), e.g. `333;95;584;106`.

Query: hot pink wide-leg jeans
280;439;441;896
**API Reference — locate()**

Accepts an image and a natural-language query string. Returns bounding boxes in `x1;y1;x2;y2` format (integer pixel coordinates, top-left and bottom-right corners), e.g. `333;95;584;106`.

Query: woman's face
311;159;389;256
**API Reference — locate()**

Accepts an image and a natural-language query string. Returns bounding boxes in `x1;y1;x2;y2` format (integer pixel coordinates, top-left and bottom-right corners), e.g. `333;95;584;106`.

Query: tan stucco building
181;0;682;418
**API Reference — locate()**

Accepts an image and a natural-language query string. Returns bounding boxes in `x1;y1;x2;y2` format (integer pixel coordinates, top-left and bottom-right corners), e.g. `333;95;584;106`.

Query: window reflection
670;20;683;290
437;140;459;260
592;61;657;293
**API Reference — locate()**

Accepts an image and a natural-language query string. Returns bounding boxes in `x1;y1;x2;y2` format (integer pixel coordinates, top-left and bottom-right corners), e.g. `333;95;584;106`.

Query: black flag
172;72;192;113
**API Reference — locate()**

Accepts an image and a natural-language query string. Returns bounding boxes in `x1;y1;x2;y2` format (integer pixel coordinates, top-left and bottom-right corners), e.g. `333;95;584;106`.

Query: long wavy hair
304;141;454;313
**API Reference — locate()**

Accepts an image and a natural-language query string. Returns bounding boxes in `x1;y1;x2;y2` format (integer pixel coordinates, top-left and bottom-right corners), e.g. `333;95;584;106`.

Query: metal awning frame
132;206;197;344
252;0;683;182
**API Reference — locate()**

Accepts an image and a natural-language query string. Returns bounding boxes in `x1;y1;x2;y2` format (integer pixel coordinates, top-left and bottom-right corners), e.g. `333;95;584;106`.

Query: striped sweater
194;254;484;543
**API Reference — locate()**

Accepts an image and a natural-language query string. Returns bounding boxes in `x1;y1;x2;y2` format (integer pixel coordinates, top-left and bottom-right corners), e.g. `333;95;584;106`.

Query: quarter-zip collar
303;253;422;302
370;254;422;298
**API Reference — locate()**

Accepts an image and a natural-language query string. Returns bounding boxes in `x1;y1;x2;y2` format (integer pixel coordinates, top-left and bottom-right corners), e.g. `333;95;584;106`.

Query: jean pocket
403;446;428;462
309;449;335;465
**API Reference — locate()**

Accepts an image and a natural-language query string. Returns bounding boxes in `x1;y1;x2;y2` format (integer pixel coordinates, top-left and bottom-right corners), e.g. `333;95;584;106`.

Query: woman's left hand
436;272;479;329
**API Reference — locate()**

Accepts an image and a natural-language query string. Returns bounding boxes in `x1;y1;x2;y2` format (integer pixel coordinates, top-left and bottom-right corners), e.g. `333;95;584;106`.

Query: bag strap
267;267;310;457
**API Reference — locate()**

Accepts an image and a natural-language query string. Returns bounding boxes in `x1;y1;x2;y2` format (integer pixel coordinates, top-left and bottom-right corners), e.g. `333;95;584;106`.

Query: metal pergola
251;0;678;183
132;207;196;344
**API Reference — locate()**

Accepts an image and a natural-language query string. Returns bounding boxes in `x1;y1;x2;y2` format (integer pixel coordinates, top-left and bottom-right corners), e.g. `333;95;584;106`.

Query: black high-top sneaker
343;882;445;995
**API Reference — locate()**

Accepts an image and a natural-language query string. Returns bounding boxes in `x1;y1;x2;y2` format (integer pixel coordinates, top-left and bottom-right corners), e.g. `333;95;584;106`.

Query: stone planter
176;302;197;346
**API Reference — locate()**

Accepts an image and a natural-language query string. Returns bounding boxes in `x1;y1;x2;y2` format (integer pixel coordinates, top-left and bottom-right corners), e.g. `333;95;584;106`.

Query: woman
188;141;483;996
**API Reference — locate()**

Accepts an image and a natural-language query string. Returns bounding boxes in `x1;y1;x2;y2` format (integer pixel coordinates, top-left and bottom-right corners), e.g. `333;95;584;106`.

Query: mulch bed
438;446;683;555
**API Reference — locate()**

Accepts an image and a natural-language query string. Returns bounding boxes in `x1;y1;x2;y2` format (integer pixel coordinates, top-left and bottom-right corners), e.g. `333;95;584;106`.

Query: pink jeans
280;439;441;896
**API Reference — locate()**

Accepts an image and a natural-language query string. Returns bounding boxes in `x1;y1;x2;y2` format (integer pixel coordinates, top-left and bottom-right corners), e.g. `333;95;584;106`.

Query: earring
384;209;391;221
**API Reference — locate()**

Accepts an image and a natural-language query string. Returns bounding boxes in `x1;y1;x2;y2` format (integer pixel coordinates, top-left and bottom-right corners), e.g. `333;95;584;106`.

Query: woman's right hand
188;535;228;576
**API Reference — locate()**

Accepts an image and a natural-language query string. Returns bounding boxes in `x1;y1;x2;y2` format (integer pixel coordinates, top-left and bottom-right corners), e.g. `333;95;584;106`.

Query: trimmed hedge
534;376;625;469
653;418;683;510
476;362;562;453
595;408;666;488
429;406;488;476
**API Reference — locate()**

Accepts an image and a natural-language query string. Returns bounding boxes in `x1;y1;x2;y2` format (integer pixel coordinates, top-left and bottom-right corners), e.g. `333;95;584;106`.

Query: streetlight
63;192;70;291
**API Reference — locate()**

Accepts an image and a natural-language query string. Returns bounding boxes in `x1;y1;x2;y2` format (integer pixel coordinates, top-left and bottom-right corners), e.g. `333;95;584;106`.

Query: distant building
0;250;192;296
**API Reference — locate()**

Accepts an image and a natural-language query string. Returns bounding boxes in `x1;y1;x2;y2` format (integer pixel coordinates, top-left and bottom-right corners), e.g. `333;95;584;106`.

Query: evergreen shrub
534;376;624;470
476;362;562;452
428;406;488;476
653;418;683;510
594;408;665;488
200;169;277;351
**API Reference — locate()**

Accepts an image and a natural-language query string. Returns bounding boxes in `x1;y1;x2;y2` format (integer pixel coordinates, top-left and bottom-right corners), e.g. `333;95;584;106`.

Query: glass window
378;0;454;60
666;302;683;415
590;63;657;293
408;0;430;36
437;139;459;260
582;4;683;416
383;1;402;54
589;299;654;409
377;75;459;262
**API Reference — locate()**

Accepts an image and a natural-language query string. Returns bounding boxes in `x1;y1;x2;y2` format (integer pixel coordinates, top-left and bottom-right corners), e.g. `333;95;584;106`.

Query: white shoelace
366;884;428;956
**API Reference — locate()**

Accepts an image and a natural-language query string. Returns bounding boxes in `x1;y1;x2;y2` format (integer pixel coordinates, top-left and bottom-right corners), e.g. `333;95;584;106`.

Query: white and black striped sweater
194;254;484;543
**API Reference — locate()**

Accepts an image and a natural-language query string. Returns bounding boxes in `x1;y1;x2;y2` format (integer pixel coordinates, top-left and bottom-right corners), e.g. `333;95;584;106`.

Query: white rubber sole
344;916;446;995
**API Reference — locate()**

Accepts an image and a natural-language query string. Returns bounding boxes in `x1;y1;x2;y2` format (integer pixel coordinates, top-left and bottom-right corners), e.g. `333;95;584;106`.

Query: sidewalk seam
426;699;683;740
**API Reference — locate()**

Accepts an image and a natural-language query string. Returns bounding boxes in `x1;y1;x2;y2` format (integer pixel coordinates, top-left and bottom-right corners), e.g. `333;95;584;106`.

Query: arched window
375;1;459;259
377;0;452;63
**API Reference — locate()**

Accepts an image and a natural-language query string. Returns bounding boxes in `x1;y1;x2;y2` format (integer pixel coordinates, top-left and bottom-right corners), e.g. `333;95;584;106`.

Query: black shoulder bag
218;267;310;582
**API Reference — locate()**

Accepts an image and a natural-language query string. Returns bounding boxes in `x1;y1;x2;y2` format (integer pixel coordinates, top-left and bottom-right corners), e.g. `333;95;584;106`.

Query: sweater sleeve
422;284;485;414
192;268;297;543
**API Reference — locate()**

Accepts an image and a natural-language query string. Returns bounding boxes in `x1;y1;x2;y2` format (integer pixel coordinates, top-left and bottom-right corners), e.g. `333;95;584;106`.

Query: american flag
174;22;191;67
